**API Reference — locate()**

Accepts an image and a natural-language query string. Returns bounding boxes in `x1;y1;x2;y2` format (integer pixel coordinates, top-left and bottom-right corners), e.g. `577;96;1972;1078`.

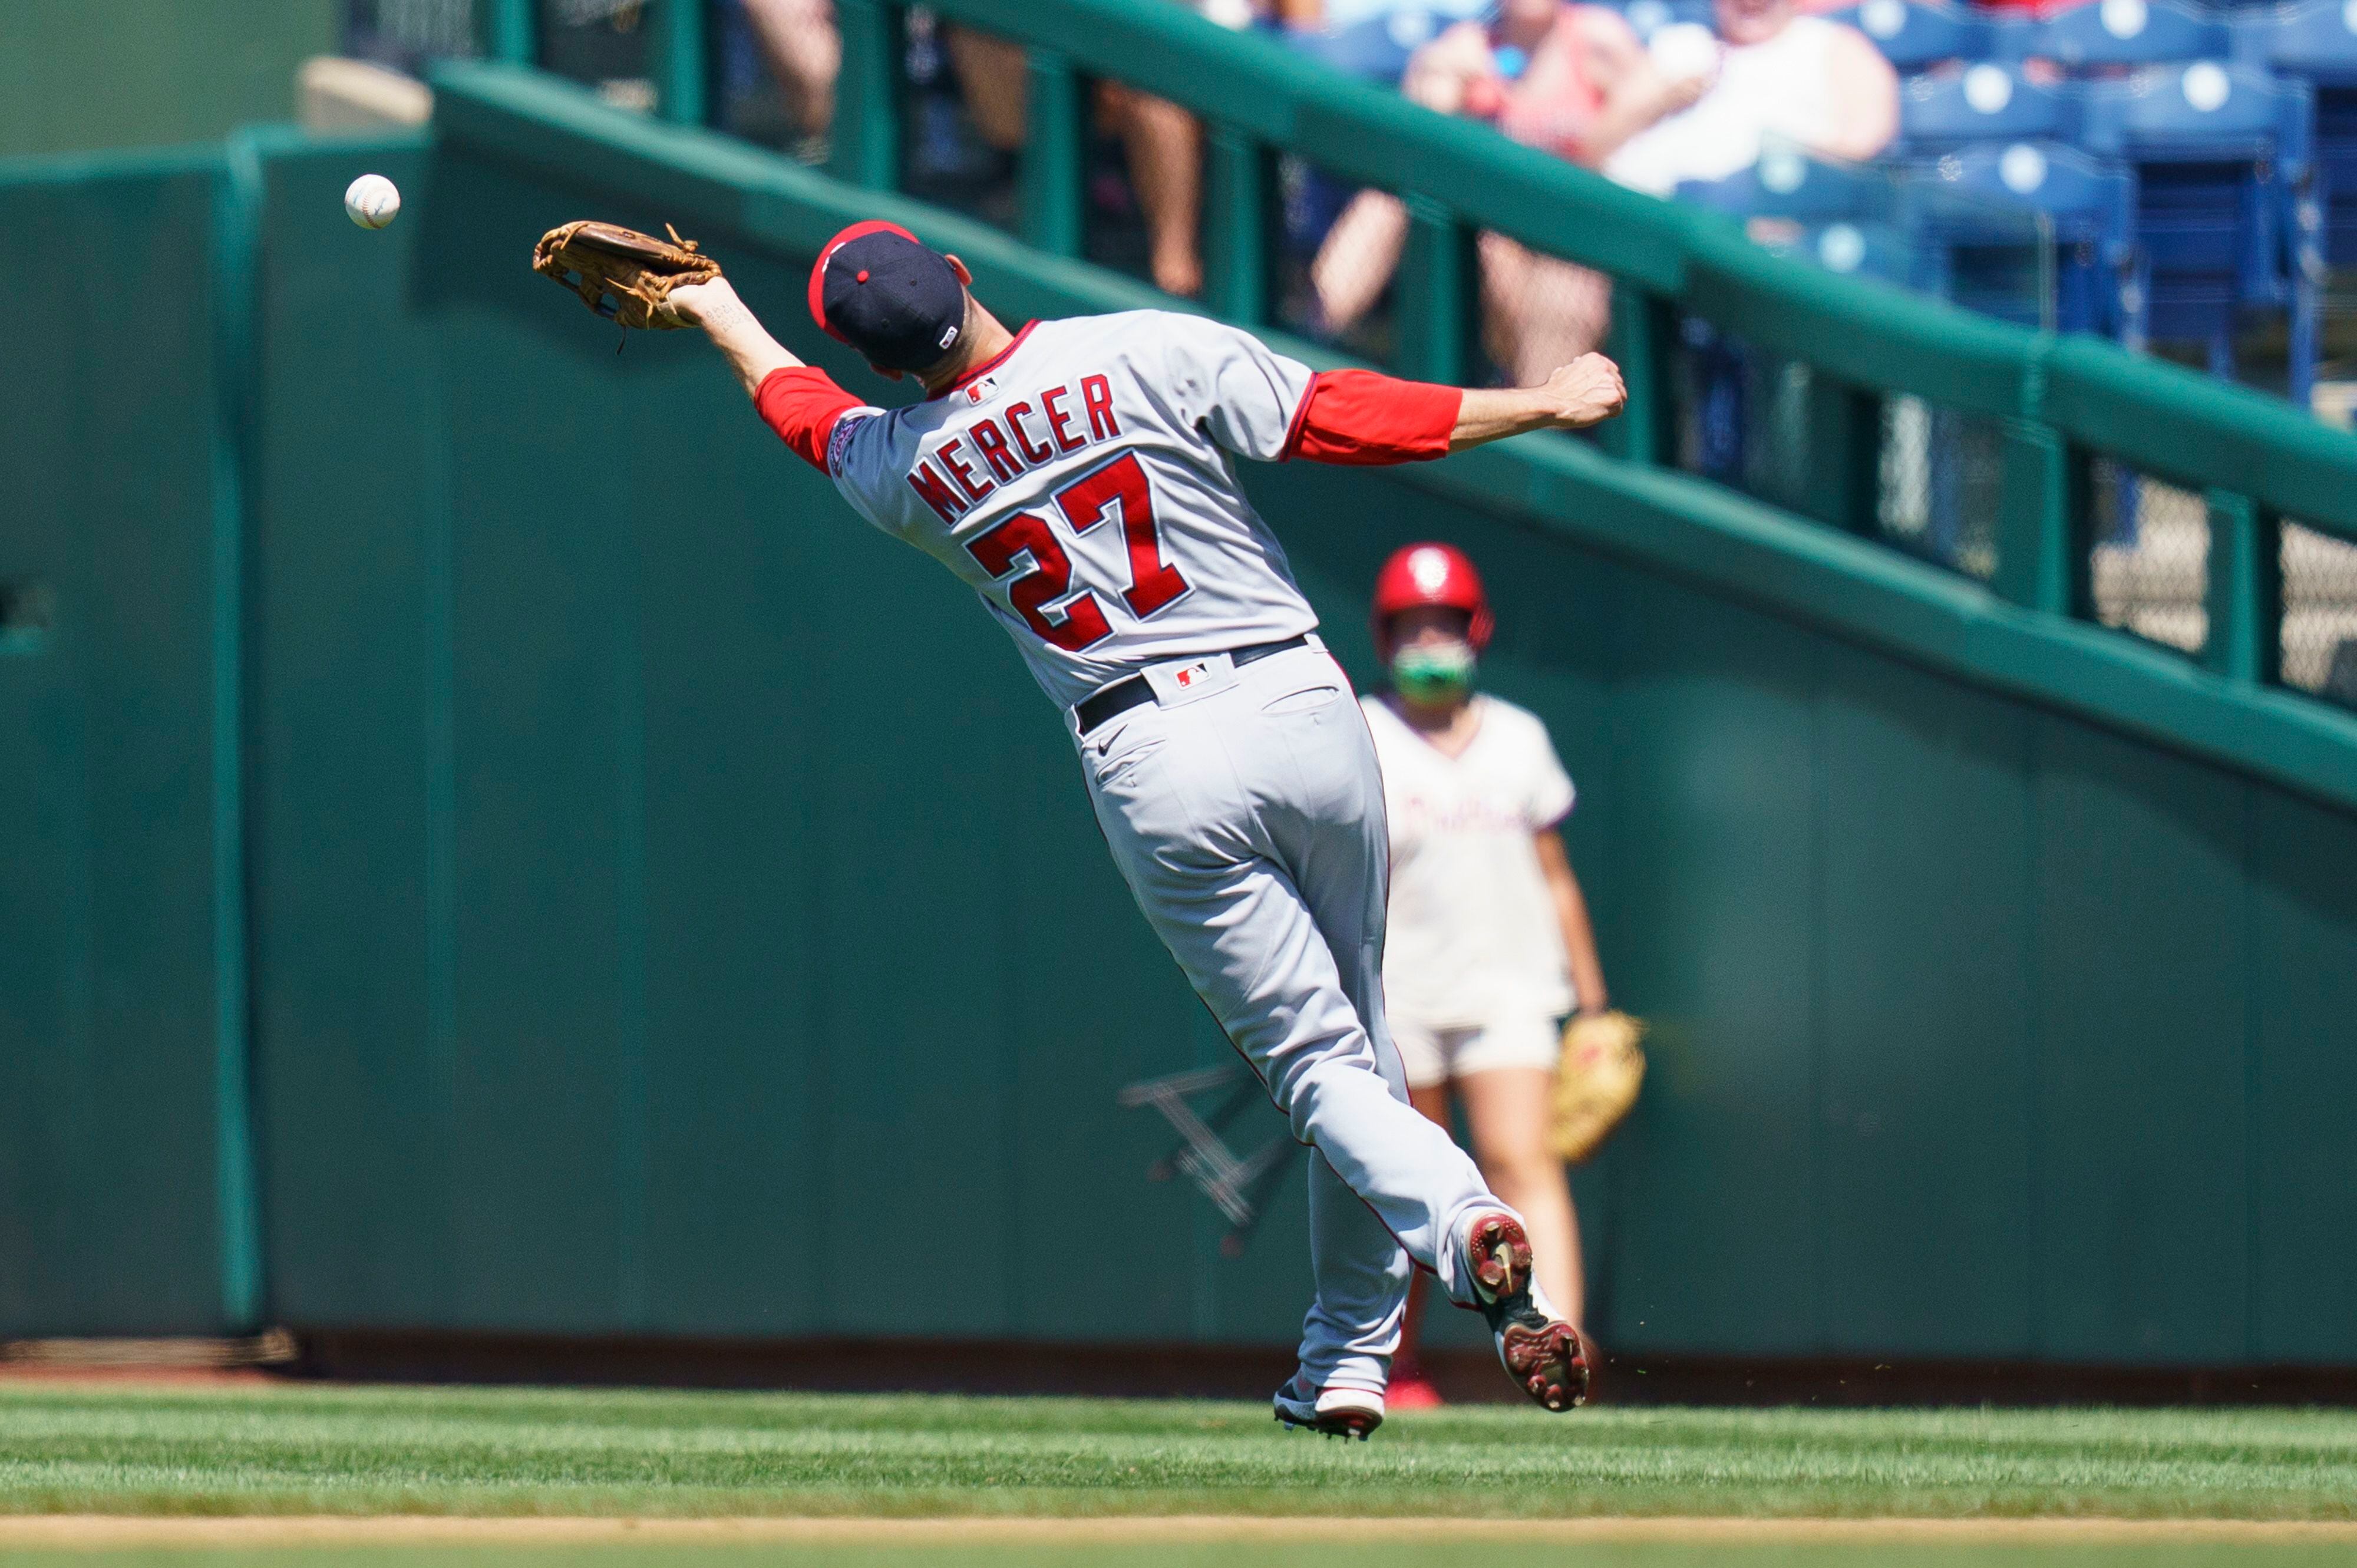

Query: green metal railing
825;0;2357;666
473;0;2357;711
480;0;707;126
457;0;2357;788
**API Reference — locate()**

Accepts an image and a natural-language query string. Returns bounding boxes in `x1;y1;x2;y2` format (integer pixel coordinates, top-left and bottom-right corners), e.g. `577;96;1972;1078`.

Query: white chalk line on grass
2;1516;2355;1548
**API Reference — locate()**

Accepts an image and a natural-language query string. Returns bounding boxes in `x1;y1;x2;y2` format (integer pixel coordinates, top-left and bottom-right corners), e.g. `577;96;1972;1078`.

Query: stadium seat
1755;220;1917;283
2238;0;2357;79
1874;138;2078;564
1983;16;2045;63
1677;152;1916;281
2082;62;2319;402
1675;145;1903;225
1675;153;1909;487
1898;63;2085;152
2233;0;2357;265
2033;0;2233;71
1831;0;1995;72
1905;140;2139;332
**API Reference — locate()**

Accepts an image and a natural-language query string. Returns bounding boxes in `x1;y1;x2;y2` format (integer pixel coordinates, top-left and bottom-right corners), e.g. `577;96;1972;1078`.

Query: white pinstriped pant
1076;639;1508;1392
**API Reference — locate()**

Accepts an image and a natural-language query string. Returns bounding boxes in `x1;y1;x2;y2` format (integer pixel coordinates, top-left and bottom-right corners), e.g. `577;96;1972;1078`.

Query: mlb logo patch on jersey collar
964;374;999;405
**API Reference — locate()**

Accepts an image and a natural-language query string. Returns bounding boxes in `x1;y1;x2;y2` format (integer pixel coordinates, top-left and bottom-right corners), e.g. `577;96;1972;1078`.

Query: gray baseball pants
1075;637;1510;1395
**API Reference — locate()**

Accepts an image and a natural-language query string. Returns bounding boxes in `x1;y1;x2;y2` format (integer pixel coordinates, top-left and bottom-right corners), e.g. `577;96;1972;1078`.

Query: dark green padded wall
0;0;339;159
251;141;1230;1339
0;160;240;1334
1253;453;2357;1364
246;132;2357;1361
7;125;2352;1361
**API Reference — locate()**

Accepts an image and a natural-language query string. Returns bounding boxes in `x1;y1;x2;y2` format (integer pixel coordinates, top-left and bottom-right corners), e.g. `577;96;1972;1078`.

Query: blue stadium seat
1905;140;2139;331
2234;0;2357;265
2033;0;2233;70
1758;220;1917;283
1984;16;2045;62
1675;146;1903;225
2238;0;2357;79
1912;143;2135;559
2082;62;2319;402
1675;153;1908;486
1898;63;2085;151
1830;0;1995;71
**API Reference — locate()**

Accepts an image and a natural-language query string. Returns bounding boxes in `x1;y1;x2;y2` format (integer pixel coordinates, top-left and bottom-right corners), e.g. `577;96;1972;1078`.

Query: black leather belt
1073;635;1310;735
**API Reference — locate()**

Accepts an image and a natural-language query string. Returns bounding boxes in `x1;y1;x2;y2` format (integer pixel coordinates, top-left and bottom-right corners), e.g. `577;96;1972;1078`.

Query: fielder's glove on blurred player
1548;1009;1647;1163
532;220;722;331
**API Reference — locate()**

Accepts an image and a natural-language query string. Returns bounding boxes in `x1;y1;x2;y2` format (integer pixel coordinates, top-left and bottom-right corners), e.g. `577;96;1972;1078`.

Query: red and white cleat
1464;1212;1590;1412
1272;1374;1384;1440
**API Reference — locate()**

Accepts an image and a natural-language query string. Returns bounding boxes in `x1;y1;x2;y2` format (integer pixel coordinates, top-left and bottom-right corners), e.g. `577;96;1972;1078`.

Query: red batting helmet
1372;542;1494;653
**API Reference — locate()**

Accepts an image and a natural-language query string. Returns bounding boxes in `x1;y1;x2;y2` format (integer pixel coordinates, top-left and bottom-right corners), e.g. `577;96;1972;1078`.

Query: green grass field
2;1381;2353;1565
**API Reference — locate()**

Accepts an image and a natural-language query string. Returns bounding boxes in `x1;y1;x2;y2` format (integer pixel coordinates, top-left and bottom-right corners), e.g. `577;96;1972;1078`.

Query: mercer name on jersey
903;369;1121;525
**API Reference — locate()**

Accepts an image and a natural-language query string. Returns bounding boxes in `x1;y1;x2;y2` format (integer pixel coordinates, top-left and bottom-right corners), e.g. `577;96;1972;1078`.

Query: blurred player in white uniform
1359;543;1613;1409
664;221;1625;1436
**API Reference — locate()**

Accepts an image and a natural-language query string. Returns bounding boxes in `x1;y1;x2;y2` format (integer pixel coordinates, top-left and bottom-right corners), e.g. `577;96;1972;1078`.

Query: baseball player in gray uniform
667;220;1625;1438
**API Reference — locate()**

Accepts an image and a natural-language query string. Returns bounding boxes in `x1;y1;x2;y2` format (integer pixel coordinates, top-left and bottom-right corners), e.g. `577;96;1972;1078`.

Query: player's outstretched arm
668;278;874;477
1281;351;1627;467
1448;354;1627;451
668;278;804;397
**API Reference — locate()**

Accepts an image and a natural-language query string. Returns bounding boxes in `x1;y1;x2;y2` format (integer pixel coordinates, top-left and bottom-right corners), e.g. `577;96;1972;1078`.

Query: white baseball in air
344;173;401;230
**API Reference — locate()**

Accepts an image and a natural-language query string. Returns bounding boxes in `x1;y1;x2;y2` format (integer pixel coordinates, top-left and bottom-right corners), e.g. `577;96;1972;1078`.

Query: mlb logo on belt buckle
1143;653;1236;706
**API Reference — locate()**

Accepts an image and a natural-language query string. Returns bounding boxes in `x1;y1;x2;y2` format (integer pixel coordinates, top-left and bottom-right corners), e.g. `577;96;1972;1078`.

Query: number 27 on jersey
963;453;1190;651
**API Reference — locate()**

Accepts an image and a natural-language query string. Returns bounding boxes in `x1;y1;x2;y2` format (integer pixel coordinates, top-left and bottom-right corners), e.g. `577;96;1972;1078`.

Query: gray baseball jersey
759;307;1513;1402
818;311;1323;708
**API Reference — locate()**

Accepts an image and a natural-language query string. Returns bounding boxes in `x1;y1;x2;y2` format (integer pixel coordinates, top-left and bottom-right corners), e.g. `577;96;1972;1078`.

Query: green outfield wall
3;76;2356;1364
0;148;260;1334
0;0;339;159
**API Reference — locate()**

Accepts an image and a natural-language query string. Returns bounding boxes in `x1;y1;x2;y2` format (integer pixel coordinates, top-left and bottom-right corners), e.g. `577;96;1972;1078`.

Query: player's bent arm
1449;354;1628;450
669;278;804;395
1278;354;1625;467
1535;830;1612;1016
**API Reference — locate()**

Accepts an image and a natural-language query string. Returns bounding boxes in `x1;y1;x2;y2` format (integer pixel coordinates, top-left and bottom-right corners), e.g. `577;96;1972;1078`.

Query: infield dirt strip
6;1517;2357;1548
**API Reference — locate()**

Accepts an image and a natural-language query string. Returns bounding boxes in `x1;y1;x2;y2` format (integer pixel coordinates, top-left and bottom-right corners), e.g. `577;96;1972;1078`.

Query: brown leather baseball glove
1548;1009;1647;1163
531;220;721;331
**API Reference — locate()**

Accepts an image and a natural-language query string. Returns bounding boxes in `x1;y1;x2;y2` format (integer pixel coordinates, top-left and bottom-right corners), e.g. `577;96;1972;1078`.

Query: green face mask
1391;641;1477;702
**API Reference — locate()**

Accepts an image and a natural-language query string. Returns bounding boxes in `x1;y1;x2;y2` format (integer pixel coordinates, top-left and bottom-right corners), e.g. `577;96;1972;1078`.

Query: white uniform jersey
821;311;1322;710
1362;694;1578;1027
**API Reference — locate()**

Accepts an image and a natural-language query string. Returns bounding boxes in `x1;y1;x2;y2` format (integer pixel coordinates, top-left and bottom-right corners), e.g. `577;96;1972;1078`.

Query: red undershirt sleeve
756;365;866;473
1279;368;1463;466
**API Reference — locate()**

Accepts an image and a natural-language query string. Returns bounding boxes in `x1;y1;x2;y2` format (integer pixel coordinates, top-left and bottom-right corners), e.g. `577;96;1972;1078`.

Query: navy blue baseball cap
807;220;968;373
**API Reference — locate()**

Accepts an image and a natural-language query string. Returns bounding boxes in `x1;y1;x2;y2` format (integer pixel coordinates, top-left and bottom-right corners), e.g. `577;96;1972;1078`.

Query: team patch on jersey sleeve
827;412;873;477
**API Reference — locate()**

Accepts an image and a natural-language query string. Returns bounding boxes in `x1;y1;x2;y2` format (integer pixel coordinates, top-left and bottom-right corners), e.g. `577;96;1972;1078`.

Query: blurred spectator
945;3;1247;298
1361;543;1615;1409
1310;0;1701;382
740;0;840;159
1602;0;1899;195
